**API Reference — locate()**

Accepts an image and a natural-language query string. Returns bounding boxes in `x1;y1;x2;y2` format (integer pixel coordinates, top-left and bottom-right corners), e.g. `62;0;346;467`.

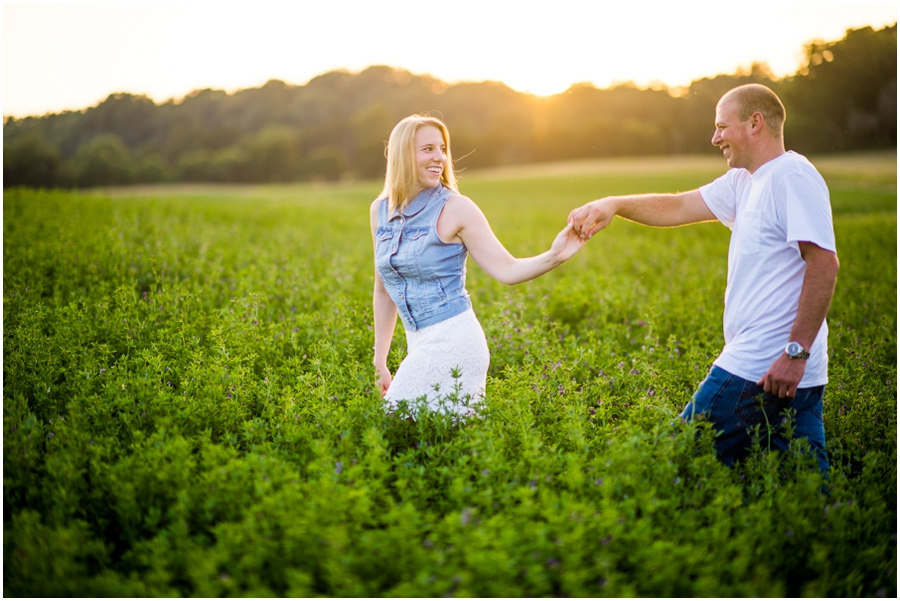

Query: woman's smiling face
414;125;446;193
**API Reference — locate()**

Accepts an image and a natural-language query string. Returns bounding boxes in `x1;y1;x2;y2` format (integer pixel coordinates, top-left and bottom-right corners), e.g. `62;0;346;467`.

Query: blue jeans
680;366;829;473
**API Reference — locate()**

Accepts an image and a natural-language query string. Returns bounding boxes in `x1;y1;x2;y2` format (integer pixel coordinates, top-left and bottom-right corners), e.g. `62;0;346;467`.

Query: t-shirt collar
752;151;792;178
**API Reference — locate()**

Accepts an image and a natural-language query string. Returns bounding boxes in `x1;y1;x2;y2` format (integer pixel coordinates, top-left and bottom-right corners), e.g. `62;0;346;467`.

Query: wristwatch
785;341;810;359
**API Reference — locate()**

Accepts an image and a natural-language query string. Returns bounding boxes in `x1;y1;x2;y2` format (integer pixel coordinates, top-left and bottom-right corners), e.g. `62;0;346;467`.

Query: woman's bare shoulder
444;193;479;212
370;197;386;219
370;198;386;233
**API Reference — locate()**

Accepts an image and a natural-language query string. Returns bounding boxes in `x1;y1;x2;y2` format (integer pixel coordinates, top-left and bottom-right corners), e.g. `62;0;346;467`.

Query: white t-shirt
699;151;836;387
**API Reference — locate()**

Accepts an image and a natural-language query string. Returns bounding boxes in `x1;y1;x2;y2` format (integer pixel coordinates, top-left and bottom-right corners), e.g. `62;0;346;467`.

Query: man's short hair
725;84;786;140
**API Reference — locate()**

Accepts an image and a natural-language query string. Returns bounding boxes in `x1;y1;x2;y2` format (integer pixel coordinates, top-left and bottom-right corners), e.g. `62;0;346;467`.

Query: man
569;84;839;472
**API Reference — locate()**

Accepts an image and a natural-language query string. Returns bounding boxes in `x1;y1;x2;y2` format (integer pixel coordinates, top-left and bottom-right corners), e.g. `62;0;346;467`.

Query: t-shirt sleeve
782;171;836;252
699;170;740;228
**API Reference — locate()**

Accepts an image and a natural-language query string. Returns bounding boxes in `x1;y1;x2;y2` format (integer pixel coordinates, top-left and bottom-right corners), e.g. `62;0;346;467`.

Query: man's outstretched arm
568;189;717;239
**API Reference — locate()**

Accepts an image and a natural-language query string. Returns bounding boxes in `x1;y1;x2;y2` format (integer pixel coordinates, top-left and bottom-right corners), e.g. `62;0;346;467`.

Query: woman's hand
375;363;392;396
550;222;588;263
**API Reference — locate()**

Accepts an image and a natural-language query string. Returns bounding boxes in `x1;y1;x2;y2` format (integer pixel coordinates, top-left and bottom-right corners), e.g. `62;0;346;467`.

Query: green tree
239;126;302;183
350;103;392;179
302;146;347;181
133;151;170;184
206;147;245;183
67;134;134;187
3;130;60;188
4;24;895;187
175;149;214;182
783;24;897;152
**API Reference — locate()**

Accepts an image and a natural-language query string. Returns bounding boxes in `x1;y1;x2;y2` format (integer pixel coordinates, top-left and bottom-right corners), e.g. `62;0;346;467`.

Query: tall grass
4;153;896;596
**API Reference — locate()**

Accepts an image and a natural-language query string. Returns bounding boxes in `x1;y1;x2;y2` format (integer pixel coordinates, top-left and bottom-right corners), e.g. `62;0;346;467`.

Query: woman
371;115;585;417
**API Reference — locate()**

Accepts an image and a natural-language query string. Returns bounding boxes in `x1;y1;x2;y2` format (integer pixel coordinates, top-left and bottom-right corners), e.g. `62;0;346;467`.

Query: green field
4;152;896;596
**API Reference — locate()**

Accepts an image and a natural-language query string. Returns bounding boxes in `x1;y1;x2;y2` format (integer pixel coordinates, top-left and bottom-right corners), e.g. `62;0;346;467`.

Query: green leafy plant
3;153;896;596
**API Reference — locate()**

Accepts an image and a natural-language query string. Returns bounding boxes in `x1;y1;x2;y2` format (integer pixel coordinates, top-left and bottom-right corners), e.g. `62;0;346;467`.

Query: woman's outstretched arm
438;195;586;286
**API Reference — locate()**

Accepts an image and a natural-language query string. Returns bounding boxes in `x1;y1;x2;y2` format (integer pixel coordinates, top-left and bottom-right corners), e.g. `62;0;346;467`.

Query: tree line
3;24;895;189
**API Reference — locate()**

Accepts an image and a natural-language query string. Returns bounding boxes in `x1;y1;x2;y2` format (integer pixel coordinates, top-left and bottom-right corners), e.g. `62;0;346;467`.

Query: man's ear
749;111;765;134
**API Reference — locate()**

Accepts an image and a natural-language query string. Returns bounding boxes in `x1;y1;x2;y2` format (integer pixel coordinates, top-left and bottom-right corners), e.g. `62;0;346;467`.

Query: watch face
786;342;808;358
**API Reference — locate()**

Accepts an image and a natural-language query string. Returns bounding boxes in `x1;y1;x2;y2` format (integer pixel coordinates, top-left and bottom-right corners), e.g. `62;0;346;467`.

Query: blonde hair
380;115;458;214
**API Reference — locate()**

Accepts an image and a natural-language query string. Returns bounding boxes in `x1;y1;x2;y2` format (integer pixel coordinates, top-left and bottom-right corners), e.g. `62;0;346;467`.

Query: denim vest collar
388;184;443;221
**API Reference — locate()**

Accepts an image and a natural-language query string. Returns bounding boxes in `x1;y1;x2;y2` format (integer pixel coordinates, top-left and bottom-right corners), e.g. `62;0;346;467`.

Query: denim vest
376;184;472;331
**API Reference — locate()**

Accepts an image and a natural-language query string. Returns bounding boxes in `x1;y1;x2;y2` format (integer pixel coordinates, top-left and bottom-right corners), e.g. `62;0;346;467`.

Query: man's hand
757;354;806;398
568;198;617;239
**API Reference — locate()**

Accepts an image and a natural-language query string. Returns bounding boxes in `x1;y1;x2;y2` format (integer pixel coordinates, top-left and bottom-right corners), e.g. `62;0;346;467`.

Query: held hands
568;198;617;239
550;222;588;262
756;354;806;399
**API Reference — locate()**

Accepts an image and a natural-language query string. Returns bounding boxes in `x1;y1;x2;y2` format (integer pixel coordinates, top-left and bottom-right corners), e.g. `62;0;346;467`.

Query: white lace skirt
384;308;490;417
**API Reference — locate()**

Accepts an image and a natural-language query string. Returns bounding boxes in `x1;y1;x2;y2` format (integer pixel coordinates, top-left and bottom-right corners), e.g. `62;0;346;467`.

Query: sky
3;1;897;118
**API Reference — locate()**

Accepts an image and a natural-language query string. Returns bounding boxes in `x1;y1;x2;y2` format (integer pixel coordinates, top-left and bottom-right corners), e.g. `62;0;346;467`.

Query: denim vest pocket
405;227;430;245
432;277;448;301
376;228;394;252
375;228;396;274
412;272;448;315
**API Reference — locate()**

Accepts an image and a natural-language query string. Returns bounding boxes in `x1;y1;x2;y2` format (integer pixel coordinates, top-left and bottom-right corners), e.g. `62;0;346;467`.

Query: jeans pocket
811;402;823;421
792;386;825;422
734;382;788;428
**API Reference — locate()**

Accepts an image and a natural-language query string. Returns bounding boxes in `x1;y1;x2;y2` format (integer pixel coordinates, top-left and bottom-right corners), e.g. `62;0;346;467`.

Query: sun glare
2;2;897;117
500;76;580;98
